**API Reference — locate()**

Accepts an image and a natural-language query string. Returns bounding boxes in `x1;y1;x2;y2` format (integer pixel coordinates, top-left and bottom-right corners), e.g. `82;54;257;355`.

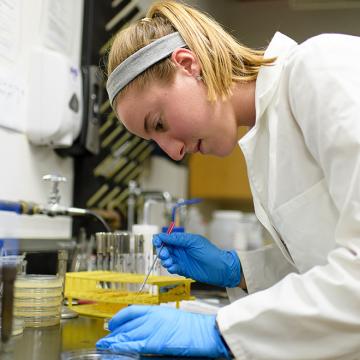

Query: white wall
0;0;83;239
188;0;360;46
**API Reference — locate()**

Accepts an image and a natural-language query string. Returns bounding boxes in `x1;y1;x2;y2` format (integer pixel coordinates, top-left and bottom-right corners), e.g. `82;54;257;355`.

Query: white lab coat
217;32;360;359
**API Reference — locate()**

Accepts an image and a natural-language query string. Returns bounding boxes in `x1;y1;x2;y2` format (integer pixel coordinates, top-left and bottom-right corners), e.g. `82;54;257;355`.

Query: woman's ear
171;48;201;77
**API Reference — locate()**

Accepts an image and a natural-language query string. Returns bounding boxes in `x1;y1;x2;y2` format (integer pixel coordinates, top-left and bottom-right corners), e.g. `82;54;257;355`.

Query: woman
97;1;360;359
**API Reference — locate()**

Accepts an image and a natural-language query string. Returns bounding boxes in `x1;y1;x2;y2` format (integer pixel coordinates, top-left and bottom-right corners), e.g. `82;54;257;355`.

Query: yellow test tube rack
64;271;195;318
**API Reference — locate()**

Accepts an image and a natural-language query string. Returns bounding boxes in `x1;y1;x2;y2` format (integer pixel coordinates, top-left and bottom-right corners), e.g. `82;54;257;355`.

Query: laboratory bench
3;315;196;360
2;315;107;360
2;290;229;360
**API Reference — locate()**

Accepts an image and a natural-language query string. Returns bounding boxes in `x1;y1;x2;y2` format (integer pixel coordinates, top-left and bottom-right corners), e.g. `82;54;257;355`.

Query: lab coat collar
256;32;298;121
238;32;297;148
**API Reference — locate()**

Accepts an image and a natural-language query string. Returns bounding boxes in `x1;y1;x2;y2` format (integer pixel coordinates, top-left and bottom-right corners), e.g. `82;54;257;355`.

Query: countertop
1;291;229;360
1;315;108;360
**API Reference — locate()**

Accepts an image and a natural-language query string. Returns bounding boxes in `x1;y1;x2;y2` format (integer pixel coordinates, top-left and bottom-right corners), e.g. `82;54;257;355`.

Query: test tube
95;232;107;270
113;232;131;273
134;234;145;274
121;233;131;274
113;232;130;291
107;234;116;272
127;234;144;292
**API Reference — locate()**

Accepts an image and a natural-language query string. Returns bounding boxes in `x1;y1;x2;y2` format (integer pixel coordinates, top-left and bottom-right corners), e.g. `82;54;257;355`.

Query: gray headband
106;32;187;106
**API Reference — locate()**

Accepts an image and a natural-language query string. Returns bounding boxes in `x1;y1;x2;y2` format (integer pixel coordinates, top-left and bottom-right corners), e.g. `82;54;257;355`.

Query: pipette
137;198;202;294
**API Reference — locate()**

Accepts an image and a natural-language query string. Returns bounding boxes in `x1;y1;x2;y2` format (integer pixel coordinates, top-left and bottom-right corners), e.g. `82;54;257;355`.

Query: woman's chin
201;139;237;157
211;147;234;157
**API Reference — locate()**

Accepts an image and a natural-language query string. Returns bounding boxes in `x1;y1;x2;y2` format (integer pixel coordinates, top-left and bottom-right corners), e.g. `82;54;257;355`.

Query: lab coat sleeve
217;34;360;360
227;243;298;302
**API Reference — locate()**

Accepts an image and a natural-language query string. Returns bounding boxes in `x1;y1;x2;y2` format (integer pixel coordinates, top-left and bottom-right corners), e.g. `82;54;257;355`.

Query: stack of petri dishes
14;274;63;327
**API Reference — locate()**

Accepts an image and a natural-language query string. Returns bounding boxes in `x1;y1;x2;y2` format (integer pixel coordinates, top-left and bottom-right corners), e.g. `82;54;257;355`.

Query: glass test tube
129;233;144;292
113;232;131;290
95;232;107;271
107;234;116;272
113;232;131;273
134;234;145;274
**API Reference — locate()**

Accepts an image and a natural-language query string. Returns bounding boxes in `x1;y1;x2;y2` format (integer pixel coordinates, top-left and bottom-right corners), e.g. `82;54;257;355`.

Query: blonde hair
107;0;275;104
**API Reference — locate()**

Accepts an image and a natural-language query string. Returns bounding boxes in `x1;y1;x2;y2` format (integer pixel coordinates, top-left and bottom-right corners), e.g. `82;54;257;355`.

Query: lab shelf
64;271;195;318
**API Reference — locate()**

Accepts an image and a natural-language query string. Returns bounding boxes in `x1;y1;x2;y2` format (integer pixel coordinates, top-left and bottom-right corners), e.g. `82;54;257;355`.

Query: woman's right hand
153;232;241;288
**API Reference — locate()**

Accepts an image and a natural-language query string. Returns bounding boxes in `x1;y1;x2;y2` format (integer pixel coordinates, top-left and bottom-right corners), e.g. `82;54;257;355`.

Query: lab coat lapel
256;32;297;120
238;33;298;266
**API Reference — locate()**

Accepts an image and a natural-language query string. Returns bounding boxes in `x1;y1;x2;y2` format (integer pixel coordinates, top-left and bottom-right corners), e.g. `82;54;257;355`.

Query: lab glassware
134;234;145;274
113;231;131;273
137;198;202;294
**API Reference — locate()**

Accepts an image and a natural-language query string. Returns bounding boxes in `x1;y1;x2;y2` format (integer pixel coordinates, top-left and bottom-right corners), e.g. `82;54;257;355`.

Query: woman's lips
197;139;203;154
190;140;203;154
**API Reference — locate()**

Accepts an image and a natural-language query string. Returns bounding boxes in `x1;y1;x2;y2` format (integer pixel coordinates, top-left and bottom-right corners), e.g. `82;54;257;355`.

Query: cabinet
189;127;252;201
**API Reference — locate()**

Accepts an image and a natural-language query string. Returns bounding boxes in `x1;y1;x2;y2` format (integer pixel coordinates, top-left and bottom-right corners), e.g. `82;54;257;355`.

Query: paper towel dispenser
26;47;83;147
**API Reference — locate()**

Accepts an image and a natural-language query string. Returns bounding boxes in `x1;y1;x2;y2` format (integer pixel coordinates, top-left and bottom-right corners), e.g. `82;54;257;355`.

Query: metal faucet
143;199;160;225
142;191;174;225
0;174;111;232
36;174;88;217
126;181;176;229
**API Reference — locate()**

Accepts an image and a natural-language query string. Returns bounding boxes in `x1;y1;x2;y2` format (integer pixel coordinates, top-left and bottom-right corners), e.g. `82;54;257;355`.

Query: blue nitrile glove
153;232;241;288
96;305;231;358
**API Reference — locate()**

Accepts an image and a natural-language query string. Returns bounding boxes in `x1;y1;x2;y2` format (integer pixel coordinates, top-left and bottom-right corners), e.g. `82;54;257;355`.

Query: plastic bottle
209;210;243;250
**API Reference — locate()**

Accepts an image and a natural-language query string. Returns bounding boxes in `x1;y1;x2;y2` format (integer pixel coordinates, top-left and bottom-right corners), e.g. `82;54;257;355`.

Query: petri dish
61;349;140;360
15;287;63;298
14;304;61;317
14;295;63;307
14;274;63;298
15;274;63;288
20;314;60;328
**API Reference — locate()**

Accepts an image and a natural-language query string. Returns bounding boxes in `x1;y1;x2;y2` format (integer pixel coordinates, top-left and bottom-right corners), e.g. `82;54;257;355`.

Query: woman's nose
156;137;185;161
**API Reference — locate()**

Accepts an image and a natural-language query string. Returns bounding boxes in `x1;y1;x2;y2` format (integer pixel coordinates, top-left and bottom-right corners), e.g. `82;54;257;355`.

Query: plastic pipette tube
136;198;202;294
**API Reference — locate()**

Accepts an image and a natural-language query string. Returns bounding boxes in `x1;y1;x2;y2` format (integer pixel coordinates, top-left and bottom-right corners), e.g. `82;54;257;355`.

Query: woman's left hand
96;305;230;358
